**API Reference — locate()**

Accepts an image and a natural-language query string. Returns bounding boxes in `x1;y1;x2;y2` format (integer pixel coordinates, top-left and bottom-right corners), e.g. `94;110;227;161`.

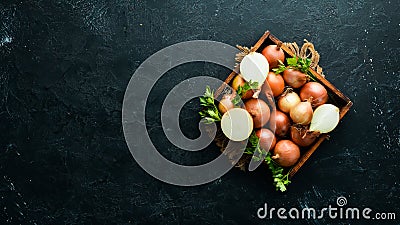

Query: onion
309;104;340;133
290;126;319;147
283;69;307;88
218;94;235;114
300;82;328;107
263;72;285;97
272;140;300;167
221;108;253;141
240;52;269;88
290;101;313;125
277;91;301;113
244;98;270;128
273;110;291;137
231;75;254;99
261;45;285;69
255;128;276;151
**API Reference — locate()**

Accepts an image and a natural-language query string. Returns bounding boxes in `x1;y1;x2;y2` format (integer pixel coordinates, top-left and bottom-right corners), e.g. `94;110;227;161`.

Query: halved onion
221;108;254;141
309;104;340;133
240;52;269;88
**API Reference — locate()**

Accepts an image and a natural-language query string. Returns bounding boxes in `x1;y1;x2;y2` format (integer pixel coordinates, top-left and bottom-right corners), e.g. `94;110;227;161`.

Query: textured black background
0;0;399;224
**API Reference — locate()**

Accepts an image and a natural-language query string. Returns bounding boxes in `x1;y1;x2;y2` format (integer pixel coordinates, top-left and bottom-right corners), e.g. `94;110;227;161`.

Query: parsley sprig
231;80;259;105
273;56;317;82
244;132;268;161
244;132;291;192
272;55;317;81
273;56;311;74
199;86;221;124
287;56;312;73
265;152;291;192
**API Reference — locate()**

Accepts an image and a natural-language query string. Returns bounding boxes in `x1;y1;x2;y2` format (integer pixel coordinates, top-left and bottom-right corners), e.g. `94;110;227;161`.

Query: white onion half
309;104;340;133
221;108;254;141
239;52;269;88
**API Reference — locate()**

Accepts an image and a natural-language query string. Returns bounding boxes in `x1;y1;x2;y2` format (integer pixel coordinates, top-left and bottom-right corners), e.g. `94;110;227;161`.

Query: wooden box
215;31;353;178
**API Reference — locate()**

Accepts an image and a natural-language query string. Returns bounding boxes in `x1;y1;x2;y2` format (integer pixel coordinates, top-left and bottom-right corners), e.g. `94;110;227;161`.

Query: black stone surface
0;0;399;224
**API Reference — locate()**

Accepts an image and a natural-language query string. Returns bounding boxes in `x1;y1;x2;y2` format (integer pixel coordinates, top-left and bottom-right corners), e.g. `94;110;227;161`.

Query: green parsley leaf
243;132;291;192
265;152;291;192
199;86;221;123
287;57;298;66
231;80;259;106
273;55;314;79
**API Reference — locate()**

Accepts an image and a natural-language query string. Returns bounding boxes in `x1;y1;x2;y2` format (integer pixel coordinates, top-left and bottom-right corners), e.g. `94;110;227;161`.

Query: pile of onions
216;44;344;171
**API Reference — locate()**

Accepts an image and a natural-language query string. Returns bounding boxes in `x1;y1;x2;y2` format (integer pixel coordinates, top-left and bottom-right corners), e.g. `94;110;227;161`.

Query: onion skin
283;69;307;88
272;140;300;167
290;126;319;147
261;45;285;69
244;98;270;128
231;75;243;90
273;110;291;137
300;82;328;107
218;94;235;114
264;72;285;97
231;75;254;99
290;101;313;125
255;128;276;151
277;91;301;113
